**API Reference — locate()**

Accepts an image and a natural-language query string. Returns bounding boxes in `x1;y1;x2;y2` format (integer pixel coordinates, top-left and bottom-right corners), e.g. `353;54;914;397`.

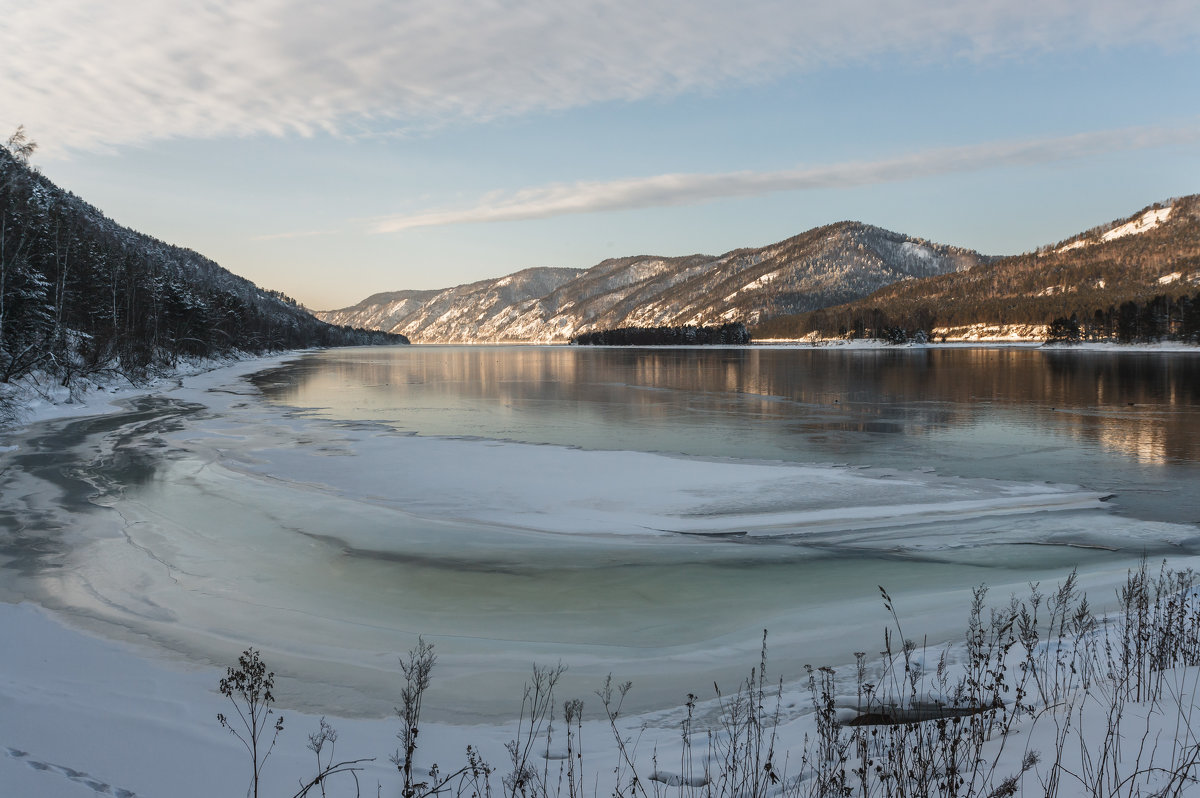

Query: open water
2;345;1198;719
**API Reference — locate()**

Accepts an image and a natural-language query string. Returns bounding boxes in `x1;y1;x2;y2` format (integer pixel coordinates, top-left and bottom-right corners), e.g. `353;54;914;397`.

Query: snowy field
2;347;1200;797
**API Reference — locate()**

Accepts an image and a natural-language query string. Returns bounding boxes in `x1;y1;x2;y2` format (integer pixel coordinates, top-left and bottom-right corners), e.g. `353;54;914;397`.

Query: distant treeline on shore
571;323;751;346
752;291;1200;345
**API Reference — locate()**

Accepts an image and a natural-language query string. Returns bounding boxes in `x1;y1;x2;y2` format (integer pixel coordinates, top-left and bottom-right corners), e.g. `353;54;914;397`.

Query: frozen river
2;345;1199;721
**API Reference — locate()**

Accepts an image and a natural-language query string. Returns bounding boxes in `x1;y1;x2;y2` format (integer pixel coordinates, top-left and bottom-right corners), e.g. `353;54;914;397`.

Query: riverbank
4;339;1198;435
7;564;1200;798
0;351;315;435
4;346;1200;796
752;337;1200;351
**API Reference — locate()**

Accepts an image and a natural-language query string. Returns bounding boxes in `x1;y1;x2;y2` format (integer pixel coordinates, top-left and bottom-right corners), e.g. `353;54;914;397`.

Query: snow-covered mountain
318;267;584;342
317;224;987;342
754;195;1200;341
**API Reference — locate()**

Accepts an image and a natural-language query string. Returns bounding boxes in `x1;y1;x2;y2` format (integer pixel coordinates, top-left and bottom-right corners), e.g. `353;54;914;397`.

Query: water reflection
256;346;1200;466
4;346;1199;718
249;345;1200;533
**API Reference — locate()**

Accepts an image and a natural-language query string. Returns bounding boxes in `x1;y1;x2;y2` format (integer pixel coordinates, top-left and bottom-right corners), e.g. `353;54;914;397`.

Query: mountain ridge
318;221;989;342
754;195;1200;341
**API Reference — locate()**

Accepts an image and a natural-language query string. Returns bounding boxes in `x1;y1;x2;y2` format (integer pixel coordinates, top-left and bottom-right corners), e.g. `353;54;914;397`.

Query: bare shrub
216;560;1200;798
218;647;285;798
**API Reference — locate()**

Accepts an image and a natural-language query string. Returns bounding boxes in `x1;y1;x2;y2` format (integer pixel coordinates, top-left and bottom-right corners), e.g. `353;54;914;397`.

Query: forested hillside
0;134;405;393
317;222;987;342
754;196;1200;342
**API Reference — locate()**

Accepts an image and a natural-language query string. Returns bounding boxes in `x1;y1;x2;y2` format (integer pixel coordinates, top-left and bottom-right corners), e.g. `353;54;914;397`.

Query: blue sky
4;0;1199;310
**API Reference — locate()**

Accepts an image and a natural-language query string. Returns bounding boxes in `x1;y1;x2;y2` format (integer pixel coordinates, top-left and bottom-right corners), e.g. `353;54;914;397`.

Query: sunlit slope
316;224;986;342
755;196;1200;339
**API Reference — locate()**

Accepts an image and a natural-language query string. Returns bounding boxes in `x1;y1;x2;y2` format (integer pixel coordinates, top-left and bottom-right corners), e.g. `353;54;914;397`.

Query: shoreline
3;345;1200;796
402;338;1200;351
750;338;1200;351
0;349;315;439
3;337;1197;439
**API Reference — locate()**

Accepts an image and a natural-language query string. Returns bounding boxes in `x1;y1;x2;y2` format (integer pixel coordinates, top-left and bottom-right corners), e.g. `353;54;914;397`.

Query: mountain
0;144;406;393
753;196;1200;341
317;224;988;342
317;267;584;342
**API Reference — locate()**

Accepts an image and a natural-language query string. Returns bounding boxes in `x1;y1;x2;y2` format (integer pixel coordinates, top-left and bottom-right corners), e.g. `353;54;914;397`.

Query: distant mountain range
5;124;1194;394
322;197;1199;344
316;224;988;342
755;195;1200;341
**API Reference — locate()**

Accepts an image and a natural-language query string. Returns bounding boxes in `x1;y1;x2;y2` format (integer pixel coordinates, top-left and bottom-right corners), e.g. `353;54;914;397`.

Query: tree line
572;323;751;346
1045;293;1200;343
752;196;1200;344
754;290;1200;345
1;133;405;389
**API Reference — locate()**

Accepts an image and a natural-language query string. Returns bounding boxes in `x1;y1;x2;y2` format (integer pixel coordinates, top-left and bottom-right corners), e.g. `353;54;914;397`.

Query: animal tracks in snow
5;746;137;797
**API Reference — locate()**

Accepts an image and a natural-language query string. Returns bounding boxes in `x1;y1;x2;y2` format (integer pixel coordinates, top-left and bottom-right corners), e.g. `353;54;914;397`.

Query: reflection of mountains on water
255;347;1200;465
4;346;1198;720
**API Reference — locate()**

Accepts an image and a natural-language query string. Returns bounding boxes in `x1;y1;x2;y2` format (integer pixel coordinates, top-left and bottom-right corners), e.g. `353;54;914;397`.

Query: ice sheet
2;355;1196;726
4;353;1200;796
230;430;1117;541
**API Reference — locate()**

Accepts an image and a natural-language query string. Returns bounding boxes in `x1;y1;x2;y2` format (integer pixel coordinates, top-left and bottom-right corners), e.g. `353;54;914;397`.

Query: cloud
3;0;1199;152
369;125;1200;231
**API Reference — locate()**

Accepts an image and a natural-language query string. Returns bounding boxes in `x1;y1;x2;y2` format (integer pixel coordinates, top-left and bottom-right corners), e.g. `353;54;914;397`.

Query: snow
0;601;404;797
899;241;934;260
5;350;1200;797
744;268;782;291
1160;271;1183;284
752;337;1200;352
7;563;1200;798
0;352;306;432
723;269;781;302
233;433;1115;543
932;322;1050;342
757;325;1200;347
1049;205;1173;253
1101;205;1173;242
1055;239;1091;254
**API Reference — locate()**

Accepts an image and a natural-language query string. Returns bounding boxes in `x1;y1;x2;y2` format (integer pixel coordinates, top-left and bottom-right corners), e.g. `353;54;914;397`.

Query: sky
3;0;1199;311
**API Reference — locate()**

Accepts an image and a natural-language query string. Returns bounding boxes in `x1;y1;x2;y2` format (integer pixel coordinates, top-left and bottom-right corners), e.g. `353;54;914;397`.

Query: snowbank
4;348;1200;797
0;351;312;432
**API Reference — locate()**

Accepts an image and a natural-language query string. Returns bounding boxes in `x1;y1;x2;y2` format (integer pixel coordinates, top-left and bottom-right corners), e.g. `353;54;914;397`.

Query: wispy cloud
3;0;1198;152
369;125;1200;232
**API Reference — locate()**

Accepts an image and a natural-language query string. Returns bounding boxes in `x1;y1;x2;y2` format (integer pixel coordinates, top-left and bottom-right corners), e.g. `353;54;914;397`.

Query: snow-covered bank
3;346;1200;797
0;351;314;433
0;600;425;797
7;564;1200;798
4;348;1190;721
